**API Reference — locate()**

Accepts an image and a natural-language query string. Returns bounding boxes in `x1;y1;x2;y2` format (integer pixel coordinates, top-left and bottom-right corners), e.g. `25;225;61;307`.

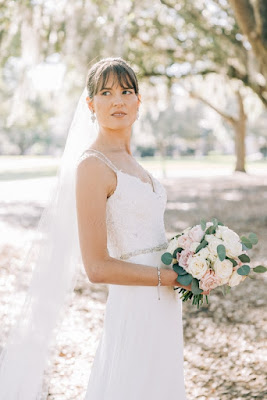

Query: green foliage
191;278;203;295
177;273;193;286
173;265;188;276
161;252;173;265
200;219;206;230
227;257;238;267
241;236;253;249
248;232;258;245
212;217;218;228
238;254;250;263
217;244;226;261
173;247;183;258
237;264;251;275
205;225;216;234
253;265;267;273
195;240;208;253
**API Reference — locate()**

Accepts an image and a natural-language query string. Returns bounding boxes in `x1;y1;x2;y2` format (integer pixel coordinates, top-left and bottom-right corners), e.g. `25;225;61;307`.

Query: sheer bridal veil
0;86;97;399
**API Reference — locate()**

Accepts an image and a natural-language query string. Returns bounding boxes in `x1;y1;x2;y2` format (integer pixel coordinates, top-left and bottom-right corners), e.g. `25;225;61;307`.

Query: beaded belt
119;241;169;260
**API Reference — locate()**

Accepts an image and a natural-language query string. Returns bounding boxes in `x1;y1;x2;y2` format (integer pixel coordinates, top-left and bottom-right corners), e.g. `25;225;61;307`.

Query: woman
0;57;208;399
76;57;209;399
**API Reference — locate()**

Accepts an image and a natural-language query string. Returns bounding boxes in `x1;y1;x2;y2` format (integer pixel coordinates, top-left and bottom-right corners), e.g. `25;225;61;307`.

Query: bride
0;57;209;399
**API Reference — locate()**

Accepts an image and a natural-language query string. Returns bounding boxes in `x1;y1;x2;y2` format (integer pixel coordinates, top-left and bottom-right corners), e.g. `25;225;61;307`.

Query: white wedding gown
79;149;188;400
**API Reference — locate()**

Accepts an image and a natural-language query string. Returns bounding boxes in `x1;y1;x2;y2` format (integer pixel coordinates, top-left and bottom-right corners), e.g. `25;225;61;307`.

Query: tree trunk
229;0;267;84
157;141;167;178
189;89;248;173
233;90;247;172
233;118;246;172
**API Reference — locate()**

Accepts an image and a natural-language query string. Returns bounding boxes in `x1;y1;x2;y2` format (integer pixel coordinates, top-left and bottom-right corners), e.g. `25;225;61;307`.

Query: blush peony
199;269;221;291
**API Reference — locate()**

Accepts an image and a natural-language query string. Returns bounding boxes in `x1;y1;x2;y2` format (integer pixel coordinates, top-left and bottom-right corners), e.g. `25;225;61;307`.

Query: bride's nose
112;95;125;106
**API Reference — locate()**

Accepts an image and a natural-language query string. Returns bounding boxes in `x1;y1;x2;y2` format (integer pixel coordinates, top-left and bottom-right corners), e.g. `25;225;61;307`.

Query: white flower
187;256;209;280
224;239;243;258
213;258;233;285
228;270;246;287
197;247;210;259
177;233;193;249
189;241;201;252
189;225;205;242
221;226;240;243
206;235;224;258
182;227;192;234
214;225;225;239
167;237;180;255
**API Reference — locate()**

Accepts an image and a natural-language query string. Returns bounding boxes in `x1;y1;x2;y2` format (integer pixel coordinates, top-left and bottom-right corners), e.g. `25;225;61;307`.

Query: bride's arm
75;156;208;294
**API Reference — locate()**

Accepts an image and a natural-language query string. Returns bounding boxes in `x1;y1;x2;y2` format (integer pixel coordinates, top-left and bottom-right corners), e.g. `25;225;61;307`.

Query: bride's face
86;74;141;130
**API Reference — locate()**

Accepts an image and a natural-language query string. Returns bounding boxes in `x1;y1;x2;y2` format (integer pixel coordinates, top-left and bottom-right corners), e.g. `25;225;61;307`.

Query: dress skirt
84;248;188;400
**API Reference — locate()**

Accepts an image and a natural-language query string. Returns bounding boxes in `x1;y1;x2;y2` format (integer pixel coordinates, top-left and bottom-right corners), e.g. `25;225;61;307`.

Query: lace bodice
77;149;168;259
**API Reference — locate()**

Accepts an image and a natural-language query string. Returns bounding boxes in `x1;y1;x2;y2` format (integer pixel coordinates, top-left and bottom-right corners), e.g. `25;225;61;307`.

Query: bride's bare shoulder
75;149;116;197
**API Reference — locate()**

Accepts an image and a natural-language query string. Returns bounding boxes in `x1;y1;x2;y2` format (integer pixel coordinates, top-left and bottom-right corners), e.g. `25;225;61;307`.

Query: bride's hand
174;281;210;296
166;269;210;295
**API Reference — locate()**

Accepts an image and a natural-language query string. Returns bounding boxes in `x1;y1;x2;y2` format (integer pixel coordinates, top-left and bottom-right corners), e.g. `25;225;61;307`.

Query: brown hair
86;57;139;99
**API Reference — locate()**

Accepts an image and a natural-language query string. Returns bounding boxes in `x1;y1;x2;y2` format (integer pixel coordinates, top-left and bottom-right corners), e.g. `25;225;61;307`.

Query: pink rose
189;225;204;242
199;269;220;292
177;233;193;250
179;248;194;269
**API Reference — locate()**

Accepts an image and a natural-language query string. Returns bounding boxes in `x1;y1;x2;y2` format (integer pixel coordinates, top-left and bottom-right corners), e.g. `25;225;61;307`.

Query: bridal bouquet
161;218;266;308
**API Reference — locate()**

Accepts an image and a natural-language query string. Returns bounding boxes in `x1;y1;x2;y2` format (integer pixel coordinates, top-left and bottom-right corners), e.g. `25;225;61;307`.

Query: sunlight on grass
0;155;266;181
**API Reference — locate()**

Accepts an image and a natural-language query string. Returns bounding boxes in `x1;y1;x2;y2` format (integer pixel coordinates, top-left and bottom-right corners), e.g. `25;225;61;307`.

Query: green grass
0;154;266;181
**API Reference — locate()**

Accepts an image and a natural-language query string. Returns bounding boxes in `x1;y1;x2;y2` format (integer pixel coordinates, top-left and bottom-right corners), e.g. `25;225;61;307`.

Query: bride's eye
101;89;133;96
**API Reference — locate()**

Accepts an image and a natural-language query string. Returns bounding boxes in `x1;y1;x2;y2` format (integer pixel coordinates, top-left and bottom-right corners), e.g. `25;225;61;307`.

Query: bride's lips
111;112;127;118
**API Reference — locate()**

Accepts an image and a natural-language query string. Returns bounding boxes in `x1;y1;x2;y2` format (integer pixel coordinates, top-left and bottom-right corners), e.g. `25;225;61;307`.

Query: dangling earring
91;110;96;123
136;108;140;120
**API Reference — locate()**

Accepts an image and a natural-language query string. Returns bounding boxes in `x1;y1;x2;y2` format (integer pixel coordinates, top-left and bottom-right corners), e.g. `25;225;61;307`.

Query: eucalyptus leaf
173;247;183;258
196;240;208;253
253;265;267;273
225;286;231;294
161;252;173;265
227;257;238;267
200;219;206;231
241;236;252;249
237;264;251;275
242;243;249;251
206;226;216;234
173;265;188;276
238;254;250;263
248;232;258;245
217;244;226;261
177;273;193;286
191;278;203;295
212;217;218;227
173;248;179;258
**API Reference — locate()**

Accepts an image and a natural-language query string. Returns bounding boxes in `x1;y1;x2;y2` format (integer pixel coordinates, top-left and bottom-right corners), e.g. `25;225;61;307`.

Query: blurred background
0;1;266;399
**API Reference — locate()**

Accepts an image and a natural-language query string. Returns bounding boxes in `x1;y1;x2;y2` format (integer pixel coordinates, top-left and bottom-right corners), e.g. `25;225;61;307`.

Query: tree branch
228;0;256;38
189;92;236;125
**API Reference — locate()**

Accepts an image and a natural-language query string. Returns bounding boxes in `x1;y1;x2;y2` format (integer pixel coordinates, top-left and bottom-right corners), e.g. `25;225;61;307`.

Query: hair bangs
95;64;137;95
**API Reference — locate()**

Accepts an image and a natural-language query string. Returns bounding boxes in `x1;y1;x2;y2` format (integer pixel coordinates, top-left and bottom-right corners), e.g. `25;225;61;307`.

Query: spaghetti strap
78;148;119;174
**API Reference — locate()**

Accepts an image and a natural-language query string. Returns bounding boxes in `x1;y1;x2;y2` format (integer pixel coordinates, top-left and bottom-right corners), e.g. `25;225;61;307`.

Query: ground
0;160;266;400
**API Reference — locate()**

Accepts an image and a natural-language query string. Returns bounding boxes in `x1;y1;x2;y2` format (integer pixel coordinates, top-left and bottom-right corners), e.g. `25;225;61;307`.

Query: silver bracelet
157;266;161;300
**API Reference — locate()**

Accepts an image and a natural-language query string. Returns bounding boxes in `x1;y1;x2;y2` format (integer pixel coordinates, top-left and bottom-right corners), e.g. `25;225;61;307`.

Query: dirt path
0;171;266;399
